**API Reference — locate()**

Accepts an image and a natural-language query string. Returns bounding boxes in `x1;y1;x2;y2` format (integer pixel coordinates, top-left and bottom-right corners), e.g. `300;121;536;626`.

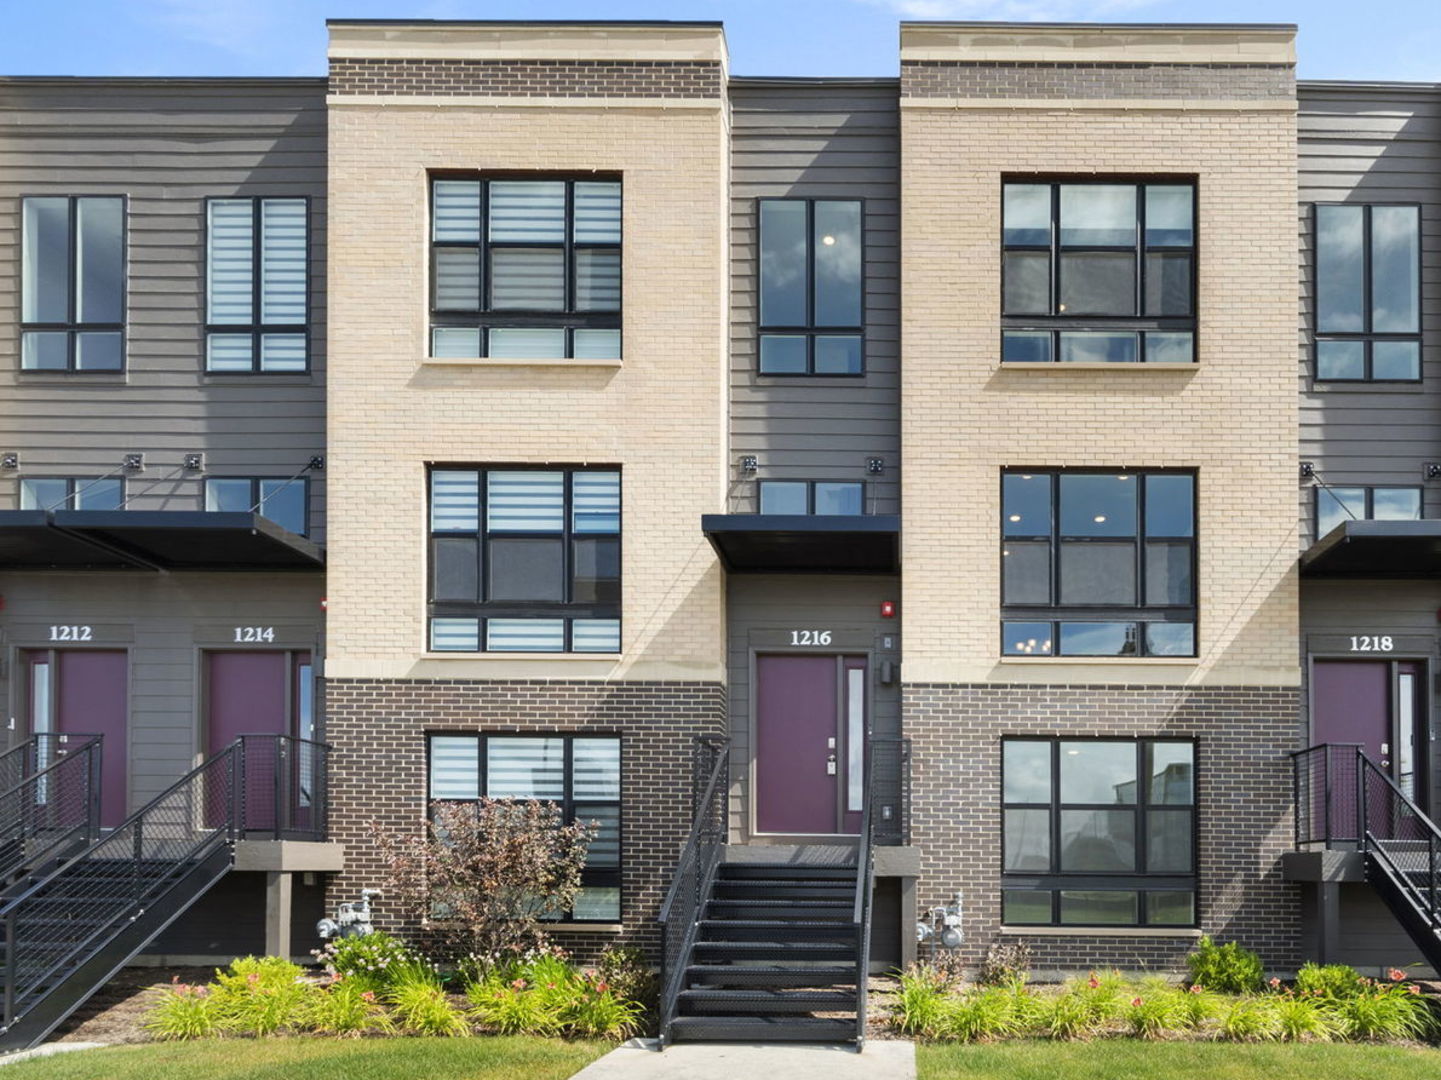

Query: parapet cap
900;22;1297;66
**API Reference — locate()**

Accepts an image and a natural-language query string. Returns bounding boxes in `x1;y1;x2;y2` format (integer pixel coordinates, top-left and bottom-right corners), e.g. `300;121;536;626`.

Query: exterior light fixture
740;455;758;474
123;453;145;472
1;452;17;470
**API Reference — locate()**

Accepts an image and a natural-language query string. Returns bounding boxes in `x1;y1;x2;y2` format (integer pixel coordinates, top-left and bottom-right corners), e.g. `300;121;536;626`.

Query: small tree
371;799;595;963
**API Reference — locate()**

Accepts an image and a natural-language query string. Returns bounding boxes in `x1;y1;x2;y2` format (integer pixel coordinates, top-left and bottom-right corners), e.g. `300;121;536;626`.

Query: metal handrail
1290;743;1365;847
853;740;877;1049
0;736;103;888
1358;751;1441;930
657;735;729;1046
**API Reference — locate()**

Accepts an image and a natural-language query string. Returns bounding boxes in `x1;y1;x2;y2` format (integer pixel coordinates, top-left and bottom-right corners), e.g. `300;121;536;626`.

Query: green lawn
919;1040;1441;1080
3;1037;608;1080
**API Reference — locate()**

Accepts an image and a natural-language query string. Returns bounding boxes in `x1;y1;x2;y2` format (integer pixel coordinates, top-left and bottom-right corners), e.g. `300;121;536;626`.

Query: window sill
1000;925;1203;938
999;656;1198;666
546;922;624;933
423;356;623;369
421;652;621;662
998;362;1197;372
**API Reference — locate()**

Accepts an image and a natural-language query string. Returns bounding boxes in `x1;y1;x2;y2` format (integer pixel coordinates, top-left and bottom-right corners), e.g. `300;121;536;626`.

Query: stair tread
680;988;857;1002
670;1015;857;1041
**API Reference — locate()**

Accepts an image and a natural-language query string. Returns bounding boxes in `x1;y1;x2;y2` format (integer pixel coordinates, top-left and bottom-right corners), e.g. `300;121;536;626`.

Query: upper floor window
757;199;863;375
206;198;309;373
1002;737;1197;928
21;196;125;372
428;733;621;921
429;178;620;361
1314;204;1421;382
1316;484;1421;539
428;467;620;654
19;476;123;511
1001;470;1196;657
1002;181;1195;365
759;480;864;515
205;477;308;536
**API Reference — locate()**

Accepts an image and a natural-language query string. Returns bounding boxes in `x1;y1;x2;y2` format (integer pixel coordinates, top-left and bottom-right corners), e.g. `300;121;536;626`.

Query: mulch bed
52;966;215;1044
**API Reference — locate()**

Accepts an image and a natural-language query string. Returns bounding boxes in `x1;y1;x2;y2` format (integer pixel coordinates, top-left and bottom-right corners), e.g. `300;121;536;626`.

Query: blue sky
2;1;1437;82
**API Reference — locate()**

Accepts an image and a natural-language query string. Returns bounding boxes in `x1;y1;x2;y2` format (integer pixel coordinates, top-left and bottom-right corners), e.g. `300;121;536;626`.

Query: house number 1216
790;630;833;646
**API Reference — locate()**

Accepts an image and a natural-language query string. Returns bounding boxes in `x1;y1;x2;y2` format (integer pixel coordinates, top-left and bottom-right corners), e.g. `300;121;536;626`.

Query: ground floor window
1001;736;1196;927
426;733;621;921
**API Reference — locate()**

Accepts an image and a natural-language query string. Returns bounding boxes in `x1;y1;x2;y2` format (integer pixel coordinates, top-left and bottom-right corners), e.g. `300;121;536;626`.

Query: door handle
826;755;837;776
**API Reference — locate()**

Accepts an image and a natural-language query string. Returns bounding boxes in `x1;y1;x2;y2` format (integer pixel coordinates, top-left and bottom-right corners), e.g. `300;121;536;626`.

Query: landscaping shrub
1218;996;1279;1042
596;945;658;1016
977;941;1032;988
1294;962;1366;1000
211;956;318;1037
305;978;393;1037
939;988;1019;1042
143;979;221;1041
1124;991;1181;1039
1272;990;1335;1042
1072;970;1126;1024
313;931;418;993
465;952;643;1041
895;965;953;1037
386;965;471;1038
1043;989;1094;1041
1176;984;1221;1031
1330;978;1434;1042
1188;935;1265;994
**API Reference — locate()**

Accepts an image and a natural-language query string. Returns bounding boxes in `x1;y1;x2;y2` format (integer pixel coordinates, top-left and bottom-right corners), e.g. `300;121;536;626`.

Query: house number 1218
1350;635;1394;652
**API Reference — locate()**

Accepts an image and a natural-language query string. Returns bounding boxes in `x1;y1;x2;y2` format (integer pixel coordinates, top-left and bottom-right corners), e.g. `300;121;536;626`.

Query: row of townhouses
0;15;1438;1048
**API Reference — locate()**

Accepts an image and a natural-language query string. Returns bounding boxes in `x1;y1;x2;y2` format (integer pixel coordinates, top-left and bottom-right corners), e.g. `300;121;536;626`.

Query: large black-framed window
20;195;126;372
19;476;124;511
204;476;309;536
1314;204;1421;382
427;733;621;922
1002;180;1195;365
205;197;309;373
757;198;864;375
429;177;621;361
758;480;864;516
1002;737;1197;928
1315;484;1422;540
428;467;620;654
1001;469;1196;657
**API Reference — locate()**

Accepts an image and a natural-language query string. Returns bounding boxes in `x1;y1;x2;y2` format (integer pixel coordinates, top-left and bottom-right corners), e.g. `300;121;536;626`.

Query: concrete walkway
571;1039;916;1080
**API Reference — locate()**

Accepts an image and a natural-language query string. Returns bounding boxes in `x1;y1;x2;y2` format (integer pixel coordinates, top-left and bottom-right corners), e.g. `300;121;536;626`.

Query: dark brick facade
329;59;724;99
900;61;1294;101
324;678;725;963
906;683;1304;973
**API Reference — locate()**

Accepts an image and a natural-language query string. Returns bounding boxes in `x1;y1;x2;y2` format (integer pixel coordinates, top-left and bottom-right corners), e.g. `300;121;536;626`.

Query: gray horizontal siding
0;80;328;542
1298;84;1441;546
728;82;901;515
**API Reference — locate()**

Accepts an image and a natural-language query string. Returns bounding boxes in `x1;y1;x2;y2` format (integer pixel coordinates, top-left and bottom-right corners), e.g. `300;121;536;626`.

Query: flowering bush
465;952;644;1041
371;799;595;962
306;977;393;1037
312;931;419;992
143;978;221;1041
211;956;318;1036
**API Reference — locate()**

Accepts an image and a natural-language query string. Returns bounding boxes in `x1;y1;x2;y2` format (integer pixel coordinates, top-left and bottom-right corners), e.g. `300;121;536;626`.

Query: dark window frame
427;465;622;653
757;479;866;516
1000;468;1198;658
1313;483;1424;541
1312;202;1423;384
425;731;622;923
204;475;310;536
1000;178;1198;365
18;475;126;511
428;174;622;360
756;197;866;377
18;193;128;374
203;195;312;375
1000;736;1198;928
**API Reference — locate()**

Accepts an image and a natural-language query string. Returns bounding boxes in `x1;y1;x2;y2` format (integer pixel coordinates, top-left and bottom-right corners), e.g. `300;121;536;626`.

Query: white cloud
861;0;1160;20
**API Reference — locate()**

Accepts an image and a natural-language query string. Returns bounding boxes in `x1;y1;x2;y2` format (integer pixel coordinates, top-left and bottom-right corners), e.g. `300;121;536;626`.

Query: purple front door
755;653;866;835
27;650;128;828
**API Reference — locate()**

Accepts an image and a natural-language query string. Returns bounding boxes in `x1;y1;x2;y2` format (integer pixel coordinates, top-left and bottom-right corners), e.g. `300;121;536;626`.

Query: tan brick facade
898;26;1301;687
324;25;730;683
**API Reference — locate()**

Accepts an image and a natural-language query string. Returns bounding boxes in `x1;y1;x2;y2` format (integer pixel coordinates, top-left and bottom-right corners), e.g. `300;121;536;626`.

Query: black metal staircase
0;733;330;1052
0;735;102;894
657;736;900;1047
1293;743;1441;973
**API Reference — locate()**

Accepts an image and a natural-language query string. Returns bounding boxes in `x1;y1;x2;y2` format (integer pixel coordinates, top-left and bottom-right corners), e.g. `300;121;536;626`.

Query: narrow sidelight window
1314;204;1421;381
427;733;621;921
758;199;863;375
1001;470;1196;657
1315;484;1422;539
204;477;308;535
427;467;620;654
429;177;620;360
1001;180;1196;365
206;198;309;373
21;196;125;371
1002;737;1197;927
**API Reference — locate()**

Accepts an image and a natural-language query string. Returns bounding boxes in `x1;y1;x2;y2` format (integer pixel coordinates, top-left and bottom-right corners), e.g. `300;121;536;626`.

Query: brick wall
325;678;726;963
906;682;1304;972
901;60;1294;100
329;58;723;98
